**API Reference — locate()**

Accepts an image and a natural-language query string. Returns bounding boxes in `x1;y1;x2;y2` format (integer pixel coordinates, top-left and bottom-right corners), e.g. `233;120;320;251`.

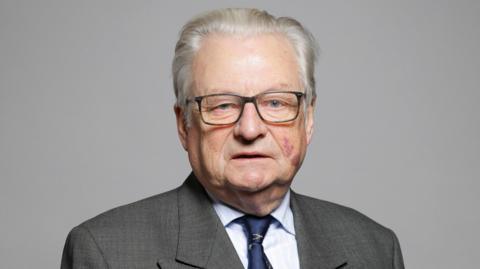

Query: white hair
172;8;318;119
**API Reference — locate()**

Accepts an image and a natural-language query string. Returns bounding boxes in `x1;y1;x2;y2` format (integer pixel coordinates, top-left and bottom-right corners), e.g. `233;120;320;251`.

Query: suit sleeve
61;226;109;269
391;230;405;269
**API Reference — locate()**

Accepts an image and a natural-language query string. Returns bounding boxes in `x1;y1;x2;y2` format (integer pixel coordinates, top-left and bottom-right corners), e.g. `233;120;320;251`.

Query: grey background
1;0;479;268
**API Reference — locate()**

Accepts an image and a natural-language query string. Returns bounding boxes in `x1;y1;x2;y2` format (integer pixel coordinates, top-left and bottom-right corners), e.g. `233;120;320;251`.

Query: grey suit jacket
61;173;404;269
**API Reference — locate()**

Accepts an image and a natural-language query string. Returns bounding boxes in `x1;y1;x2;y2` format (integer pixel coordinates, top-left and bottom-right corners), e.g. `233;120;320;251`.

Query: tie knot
238;215;272;244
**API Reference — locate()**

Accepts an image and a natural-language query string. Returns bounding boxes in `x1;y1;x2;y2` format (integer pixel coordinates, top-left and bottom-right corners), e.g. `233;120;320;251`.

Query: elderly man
61;8;404;269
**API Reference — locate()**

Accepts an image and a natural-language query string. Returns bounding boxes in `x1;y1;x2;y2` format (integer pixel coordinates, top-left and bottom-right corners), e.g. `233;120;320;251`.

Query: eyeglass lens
199;92;301;125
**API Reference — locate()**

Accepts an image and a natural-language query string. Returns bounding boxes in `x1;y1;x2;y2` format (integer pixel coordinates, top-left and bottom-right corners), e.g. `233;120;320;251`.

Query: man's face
175;33;315;216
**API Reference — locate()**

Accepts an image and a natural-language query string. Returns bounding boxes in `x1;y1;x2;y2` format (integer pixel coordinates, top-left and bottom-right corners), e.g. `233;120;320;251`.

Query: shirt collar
210;190;295;235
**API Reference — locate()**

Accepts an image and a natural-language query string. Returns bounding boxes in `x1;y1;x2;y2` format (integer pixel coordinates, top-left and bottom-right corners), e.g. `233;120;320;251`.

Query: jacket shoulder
65;187;180;267
79;187;178;230
292;192;395;242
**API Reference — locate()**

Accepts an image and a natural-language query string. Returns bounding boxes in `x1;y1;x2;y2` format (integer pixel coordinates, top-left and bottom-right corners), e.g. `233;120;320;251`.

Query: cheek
282;137;294;157
281;137;301;166
281;134;304;167
201;127;232;160
290;152;301;167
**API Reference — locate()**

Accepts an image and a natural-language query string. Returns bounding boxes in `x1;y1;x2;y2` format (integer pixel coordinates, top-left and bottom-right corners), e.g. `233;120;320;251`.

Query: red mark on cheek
283;137;302;167
282;137;294;157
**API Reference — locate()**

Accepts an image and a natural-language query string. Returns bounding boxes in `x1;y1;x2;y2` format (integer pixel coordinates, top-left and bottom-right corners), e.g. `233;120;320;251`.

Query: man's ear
174;105;189;151
305;97;316;145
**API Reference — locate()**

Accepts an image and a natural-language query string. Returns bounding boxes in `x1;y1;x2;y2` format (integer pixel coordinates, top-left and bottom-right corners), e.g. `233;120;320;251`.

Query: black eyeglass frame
187;91;305;126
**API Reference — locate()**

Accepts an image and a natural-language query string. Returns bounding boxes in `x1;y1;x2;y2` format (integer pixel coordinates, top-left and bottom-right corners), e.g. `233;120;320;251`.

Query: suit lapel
172;173;244;269
291;191;348;269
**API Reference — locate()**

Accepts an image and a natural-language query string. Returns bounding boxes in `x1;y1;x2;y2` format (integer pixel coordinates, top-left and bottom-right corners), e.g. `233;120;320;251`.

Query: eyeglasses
187;91;305;125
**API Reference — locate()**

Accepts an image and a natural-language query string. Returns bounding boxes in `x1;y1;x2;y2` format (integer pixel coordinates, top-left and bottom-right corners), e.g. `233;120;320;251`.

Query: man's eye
265;99;284;108
219;103;234;110
210;103;236;111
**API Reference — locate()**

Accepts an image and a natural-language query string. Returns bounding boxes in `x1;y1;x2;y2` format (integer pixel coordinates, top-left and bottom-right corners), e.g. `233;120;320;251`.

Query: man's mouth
232;152;269;159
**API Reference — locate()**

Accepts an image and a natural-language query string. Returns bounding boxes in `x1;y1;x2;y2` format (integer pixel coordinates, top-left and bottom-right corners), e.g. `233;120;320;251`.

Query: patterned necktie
238;215;273;269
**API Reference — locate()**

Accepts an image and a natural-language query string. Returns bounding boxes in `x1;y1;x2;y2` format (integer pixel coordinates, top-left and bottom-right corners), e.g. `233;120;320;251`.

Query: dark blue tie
238;215;273;269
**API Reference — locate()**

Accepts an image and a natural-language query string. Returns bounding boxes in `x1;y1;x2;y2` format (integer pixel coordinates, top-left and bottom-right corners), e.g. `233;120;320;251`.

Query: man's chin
227;180;270;193
225;172;274;192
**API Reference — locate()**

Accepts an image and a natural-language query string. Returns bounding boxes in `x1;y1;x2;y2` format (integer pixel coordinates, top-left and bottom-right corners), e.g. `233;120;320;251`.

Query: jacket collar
172;173;244;269
291;190;348;269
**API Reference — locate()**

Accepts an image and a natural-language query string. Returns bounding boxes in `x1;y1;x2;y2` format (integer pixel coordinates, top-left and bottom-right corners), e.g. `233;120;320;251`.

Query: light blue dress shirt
211;191;300;269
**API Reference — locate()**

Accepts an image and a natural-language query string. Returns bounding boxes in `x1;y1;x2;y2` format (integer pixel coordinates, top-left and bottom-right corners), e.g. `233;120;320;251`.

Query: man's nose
233;103;267;141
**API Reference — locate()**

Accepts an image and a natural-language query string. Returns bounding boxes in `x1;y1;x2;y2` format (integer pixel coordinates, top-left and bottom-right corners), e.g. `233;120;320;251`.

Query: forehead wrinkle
197;81;298;97
192;34;301;97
